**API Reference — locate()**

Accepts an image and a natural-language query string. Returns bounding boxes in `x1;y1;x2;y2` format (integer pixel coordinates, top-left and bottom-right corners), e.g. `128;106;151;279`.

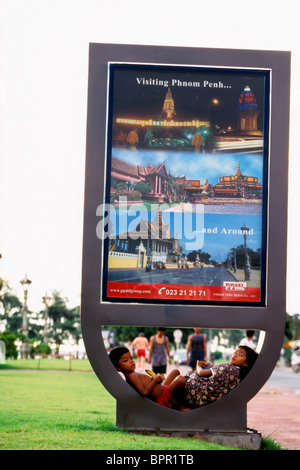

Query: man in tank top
148;327;172;374
186;328;207;370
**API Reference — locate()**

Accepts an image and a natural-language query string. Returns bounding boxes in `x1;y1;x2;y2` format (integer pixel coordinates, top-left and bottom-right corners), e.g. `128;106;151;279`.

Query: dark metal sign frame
81;43;290;432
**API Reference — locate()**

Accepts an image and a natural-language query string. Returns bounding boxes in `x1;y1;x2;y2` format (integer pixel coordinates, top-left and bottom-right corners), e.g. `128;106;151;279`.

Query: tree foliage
46;290;80;352
0;279;81;355
0;278;23;334
0;330;18;358
187;249;212;264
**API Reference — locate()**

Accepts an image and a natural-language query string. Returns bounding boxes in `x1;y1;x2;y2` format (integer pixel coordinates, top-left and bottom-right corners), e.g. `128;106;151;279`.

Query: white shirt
239;338;256;350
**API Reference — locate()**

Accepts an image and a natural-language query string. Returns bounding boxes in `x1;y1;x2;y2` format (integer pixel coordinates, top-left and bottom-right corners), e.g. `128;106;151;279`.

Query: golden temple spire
161;88;175;120
235;161;242;177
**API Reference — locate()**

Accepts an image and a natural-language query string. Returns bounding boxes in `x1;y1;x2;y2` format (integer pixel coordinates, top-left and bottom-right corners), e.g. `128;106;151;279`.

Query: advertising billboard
100;63;270;306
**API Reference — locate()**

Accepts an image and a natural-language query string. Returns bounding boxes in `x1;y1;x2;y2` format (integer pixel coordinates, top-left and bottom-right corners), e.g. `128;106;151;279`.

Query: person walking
186;328;207;370
239;330;256;350
132;332;149;370
148;328;172;374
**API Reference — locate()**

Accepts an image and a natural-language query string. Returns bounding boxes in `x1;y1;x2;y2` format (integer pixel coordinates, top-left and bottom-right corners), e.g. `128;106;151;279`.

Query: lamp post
233;246;237;273
20;273;32;359
208;98;219;132
226;254;231;270
240;223;251;281
42;292;51;345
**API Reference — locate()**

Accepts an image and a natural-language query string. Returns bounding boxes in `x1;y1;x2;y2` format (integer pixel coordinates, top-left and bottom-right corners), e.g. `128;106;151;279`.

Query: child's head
108;346;135;375
231;345;258;380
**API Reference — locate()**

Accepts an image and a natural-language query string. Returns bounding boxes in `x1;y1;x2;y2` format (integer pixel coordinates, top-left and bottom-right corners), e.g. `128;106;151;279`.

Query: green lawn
3;357;94;372
0;364;282;450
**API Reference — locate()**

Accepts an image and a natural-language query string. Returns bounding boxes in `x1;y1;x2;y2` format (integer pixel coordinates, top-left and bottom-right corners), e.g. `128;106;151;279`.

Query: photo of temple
110;157;172;204
110;155;262;205
111;79;264;152
213;161;262;199
161;87;176;120
108;210;183;269
236;86;260;134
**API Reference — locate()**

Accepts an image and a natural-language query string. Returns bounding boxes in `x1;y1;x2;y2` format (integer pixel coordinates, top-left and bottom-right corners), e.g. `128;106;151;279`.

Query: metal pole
42;292;51;345
20;274;32;359
241;223;251;281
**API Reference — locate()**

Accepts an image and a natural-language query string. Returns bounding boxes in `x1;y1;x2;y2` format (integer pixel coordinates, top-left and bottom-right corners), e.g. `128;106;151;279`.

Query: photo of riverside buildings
107;82;265;275
110;156;262;205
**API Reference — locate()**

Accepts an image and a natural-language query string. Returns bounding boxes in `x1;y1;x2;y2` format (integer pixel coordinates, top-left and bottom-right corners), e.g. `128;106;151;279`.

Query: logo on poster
223;281;247;291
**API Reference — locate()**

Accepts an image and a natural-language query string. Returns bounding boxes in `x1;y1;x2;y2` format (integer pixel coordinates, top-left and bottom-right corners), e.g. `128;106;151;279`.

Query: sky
1;0;300;314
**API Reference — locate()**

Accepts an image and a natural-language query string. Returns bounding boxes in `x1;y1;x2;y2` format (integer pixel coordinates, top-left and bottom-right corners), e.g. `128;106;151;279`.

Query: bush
0;331;18;359
212;351;223;360
32;343;52;356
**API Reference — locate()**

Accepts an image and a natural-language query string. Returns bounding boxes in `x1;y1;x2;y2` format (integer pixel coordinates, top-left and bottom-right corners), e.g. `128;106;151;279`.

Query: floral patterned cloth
184;363;241;408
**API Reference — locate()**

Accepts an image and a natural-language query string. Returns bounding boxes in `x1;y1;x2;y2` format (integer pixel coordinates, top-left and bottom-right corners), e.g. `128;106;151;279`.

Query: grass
0;362;284;450
2;357;93;371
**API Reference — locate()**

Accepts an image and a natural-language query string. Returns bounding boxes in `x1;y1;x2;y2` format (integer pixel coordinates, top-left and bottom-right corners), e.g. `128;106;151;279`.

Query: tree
47;291;71;353
134;181;152;195
229;245;261;269
0;278;23;334
0;330;18;358
1;292;23;332
62;305;81;356
144;129;153;145
192;133;204;152
285;313;300;342
126;130;139;149
46;291;81;353
33;342;51;355
187;249;212;265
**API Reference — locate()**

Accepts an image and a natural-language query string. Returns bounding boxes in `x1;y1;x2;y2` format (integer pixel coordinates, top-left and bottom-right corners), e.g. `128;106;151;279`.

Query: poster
100;63;269;306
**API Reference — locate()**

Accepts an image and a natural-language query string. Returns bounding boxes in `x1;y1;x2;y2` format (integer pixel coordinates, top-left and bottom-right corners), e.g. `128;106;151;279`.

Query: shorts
137;349;146;358
155;386;176;408
189;353;204;368
152;365;167;374
188;360;198;368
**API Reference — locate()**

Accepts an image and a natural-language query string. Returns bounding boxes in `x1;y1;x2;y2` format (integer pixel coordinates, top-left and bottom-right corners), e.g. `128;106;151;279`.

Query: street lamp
42;291;51;345
208;98;219;132
20;273;32;359
226;254;232;270
233;246;237;273
240;223;251;281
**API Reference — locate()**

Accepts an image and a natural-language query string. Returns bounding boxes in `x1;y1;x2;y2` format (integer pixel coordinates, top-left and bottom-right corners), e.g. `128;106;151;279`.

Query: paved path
247;383;300;450
167;364;300;450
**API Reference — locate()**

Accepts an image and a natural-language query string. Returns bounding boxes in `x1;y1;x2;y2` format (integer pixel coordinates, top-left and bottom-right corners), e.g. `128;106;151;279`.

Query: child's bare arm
196;361;213;377
127;372;162;396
